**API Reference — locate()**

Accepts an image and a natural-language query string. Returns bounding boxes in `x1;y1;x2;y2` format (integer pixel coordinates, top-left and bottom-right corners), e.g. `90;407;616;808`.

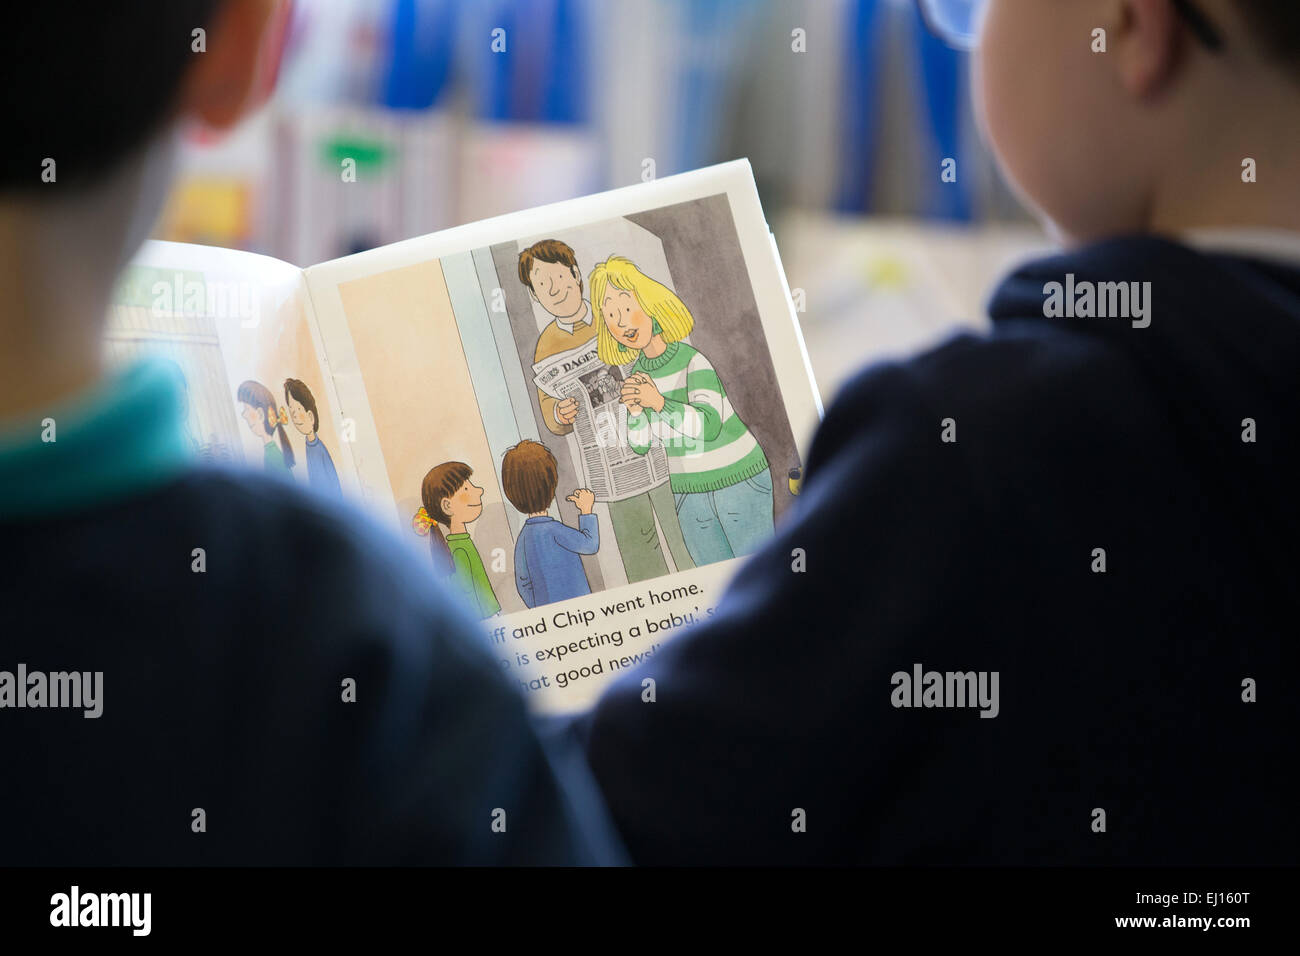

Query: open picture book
108;160;824;712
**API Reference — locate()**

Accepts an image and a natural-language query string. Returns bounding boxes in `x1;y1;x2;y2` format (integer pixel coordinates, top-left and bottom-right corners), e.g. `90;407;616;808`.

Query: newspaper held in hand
532;338;669;501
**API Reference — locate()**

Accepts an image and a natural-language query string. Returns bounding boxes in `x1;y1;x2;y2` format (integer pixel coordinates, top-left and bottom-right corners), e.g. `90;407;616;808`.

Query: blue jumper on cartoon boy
502;440;599;608
284;378;341;496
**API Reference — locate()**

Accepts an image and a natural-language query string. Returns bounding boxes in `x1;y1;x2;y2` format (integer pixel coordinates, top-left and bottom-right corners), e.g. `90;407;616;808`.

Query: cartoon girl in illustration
412;462;501;619
284;378;341;496
590;255;774;566
236;380;295;475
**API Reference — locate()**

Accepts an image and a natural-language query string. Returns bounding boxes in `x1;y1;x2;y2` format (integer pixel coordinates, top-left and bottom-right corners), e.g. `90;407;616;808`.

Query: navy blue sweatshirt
0;411;622;864
581;236;1300;865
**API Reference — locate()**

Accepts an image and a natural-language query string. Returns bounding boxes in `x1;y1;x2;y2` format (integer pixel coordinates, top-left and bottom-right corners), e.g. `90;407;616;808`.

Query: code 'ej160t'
1137;892;1251;907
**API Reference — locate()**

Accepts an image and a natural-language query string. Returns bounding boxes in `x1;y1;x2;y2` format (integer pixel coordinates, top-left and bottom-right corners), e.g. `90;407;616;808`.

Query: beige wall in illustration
338;260;522;614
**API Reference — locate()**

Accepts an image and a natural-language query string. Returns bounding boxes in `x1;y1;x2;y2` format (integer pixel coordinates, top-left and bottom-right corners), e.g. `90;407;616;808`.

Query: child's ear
440;497;453;517
1114;0;1184;99
179;0;283;132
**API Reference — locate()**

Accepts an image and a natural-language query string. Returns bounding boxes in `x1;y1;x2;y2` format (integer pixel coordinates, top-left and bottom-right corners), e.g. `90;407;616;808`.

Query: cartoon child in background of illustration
236;379;295;475
501;439;599;609
284;378;341;496
412;462;501;619
591;255;774;566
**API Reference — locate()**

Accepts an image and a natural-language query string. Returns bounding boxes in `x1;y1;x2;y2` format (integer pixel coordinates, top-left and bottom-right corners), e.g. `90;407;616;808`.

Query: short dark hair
1236;1;1300;69
518;239;581;291
3;1;224;192
501;440;558;514
284;379;319;433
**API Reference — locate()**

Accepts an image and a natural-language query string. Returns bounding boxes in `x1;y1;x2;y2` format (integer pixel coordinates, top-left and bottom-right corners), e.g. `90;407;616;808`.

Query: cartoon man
519;239;694;583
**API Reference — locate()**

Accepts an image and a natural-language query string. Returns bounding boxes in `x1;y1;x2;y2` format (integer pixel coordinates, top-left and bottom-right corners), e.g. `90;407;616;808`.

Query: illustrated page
108;241;356;498
304;161;823;712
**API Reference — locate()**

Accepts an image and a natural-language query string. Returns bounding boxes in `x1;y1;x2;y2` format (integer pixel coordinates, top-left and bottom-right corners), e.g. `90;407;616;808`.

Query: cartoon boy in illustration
501;439;598;609
284;378;341;496
412;461;501;619
591;255;774;565
519;239;693;583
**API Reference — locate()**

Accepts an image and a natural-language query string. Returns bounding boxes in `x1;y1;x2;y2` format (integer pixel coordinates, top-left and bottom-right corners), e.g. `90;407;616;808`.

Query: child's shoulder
147;466;466;650
5;462;492;695
518;515;554;535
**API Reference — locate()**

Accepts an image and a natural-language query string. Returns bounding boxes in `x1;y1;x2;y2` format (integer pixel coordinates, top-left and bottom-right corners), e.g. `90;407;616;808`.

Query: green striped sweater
625;341;769;494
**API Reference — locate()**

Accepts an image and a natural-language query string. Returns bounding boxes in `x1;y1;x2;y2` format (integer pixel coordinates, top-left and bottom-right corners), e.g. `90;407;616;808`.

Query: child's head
4;0;278;206
236;379;295;468
0;1;279;401
501;440;558;515
419;462;483;528
414;462;482;572
284;379;319;438
972;0;1300;244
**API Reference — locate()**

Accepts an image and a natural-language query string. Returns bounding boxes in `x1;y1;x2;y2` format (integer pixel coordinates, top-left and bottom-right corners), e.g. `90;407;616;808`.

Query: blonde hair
589;256;694;365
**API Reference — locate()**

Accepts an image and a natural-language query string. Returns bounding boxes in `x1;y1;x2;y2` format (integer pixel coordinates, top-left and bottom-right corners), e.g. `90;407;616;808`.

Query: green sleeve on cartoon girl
448;535;500;619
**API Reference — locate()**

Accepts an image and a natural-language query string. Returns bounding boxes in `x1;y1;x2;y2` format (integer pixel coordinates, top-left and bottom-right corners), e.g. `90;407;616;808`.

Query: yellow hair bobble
412;506;437;536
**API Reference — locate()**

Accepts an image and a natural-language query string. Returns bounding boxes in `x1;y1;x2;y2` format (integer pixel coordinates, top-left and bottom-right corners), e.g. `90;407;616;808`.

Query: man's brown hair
501;440;559;514
518;239;581;291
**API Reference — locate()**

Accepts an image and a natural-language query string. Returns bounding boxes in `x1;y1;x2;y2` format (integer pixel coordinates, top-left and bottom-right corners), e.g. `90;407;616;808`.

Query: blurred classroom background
157;0;1051;403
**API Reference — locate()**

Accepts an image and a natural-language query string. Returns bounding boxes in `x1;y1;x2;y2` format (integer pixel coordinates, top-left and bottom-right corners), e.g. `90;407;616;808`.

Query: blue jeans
674;468;775;566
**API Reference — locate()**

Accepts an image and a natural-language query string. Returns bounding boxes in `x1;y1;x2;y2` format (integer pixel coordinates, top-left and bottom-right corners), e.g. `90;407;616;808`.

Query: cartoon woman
284;378;341;496
236;380;295;475
412;462;501;619
590;255;774;566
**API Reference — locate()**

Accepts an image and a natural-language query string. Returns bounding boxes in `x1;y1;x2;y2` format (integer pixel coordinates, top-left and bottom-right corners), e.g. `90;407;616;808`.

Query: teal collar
0;359;192;520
